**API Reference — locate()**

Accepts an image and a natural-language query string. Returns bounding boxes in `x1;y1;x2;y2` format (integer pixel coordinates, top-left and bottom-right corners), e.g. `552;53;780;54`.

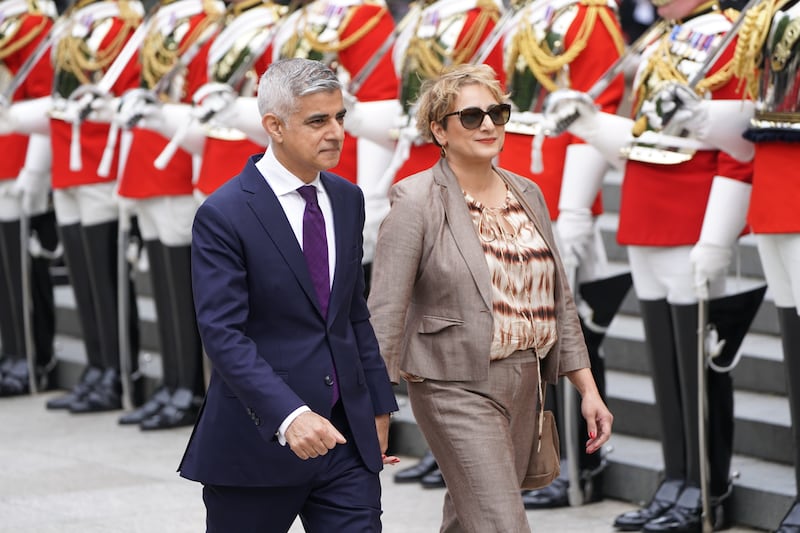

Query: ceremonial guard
110;0;225;430
0;0;59;396
545;0;766;529
270;0;400;286
191;0;286;200
715;1;800;530
1;0;146;412
385;0;505;183
499;0;630;507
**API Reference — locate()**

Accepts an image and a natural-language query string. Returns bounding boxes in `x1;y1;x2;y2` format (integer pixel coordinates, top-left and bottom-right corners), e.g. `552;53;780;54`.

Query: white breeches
756;233;800;312
133;195;198;246
627;245;726;304
53;182;118;226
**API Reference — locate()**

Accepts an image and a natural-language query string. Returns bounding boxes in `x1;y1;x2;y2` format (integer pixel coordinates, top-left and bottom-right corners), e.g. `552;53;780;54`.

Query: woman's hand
580;391;613;454
565;368;613;454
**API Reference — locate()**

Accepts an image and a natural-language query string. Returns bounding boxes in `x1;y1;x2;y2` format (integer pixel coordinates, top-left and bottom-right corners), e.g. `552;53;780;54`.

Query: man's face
652;0;704;20
268;90;346;182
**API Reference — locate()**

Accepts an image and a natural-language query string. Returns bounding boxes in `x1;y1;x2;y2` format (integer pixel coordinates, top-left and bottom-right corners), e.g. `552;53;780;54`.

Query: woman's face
432;84;505;165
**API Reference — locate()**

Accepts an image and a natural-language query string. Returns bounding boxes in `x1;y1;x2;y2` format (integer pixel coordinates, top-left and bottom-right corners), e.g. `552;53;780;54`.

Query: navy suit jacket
179;154;398;487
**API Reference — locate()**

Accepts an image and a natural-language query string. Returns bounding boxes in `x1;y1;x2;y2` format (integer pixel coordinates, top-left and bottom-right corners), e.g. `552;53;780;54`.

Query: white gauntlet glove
647;81;754;162
690;176;751;300
645;82;707;134
556;144;609;268
0;97;52;136
557;209;594;267
544;90;632;171
12;133;51;215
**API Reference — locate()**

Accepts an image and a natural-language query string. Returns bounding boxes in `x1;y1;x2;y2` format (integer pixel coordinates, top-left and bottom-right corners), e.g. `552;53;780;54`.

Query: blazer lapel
240;156;325;318
433;160;493;311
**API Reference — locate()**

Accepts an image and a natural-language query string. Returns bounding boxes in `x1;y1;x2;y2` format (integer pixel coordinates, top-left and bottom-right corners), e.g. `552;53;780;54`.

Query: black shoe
69;369;122;413
522;477;569;509
614;479;684;531
420;468;446;489
394;450;438;483
0;359;30;397
46;366;103;410
118;387;171;425
139;388;200;430
642;486;726;533
776;500;800;533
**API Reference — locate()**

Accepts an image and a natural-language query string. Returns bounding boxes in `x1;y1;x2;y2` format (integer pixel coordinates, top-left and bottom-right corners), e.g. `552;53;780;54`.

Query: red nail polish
589;432;596;439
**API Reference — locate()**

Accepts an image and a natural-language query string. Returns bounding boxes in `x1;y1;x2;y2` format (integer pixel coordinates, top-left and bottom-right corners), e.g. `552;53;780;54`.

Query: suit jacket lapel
240;156;325;318
433;160;493;311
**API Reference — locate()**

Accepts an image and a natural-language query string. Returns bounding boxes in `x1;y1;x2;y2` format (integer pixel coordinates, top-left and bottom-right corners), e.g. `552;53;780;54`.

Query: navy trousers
203;403;382;533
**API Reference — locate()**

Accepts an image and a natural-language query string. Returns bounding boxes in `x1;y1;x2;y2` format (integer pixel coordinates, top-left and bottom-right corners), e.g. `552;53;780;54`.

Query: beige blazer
368;159;590;385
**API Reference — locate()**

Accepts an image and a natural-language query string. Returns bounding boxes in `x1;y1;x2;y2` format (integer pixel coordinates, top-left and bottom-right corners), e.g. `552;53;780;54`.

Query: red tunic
749;141;800;234
326;3;399;183
51;12;141;190
0;10;54;180
498;2;624;219
616;18;753;247
117;8;219;198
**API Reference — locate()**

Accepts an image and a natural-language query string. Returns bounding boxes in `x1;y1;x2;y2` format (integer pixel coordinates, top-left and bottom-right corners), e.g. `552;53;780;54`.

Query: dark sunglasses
442;103;511;130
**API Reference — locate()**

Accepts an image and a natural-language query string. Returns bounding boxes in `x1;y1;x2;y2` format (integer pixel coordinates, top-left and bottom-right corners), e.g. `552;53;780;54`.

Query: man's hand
690;242;731;300
375;413;399;465
284;411;346;460
556;209;595;267
647;82;707;136
543;89;598;137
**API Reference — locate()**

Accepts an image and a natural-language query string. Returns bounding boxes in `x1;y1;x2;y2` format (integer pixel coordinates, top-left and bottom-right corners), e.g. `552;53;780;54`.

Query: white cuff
276;405;311;446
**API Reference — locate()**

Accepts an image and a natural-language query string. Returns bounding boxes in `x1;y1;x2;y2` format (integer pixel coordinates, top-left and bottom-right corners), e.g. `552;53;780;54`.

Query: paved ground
0;391;763;532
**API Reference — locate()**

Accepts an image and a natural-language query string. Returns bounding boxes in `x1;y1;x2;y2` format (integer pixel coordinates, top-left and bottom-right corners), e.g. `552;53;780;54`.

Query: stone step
606;369;793;466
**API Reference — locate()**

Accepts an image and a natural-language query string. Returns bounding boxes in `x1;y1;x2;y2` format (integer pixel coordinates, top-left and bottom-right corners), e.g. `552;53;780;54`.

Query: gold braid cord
635;14;746;110
141;2;223;90
301;4;387;53
405;0;500;80
731;0;790;99
54;1;141;85
507;0;624;92
0;14;49;60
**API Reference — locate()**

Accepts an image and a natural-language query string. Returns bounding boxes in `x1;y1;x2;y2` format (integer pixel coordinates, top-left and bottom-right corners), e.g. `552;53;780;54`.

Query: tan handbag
522;409;561;490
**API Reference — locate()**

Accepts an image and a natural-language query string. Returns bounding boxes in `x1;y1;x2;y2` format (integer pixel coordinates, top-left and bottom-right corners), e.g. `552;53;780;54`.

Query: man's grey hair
257;58;342;121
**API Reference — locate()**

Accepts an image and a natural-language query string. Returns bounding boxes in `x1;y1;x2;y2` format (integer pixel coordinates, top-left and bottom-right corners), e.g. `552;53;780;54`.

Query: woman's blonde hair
414;64;508;145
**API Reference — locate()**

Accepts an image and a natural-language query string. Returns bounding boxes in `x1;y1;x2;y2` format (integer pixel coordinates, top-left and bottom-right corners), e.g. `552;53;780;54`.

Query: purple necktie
297;185;338;404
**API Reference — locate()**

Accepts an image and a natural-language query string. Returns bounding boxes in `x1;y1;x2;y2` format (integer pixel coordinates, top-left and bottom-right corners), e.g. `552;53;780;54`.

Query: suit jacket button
324;375;334;386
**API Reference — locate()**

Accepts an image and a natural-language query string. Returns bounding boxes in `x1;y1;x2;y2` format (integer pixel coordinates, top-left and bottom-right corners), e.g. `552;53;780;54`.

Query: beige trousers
407;349;541;533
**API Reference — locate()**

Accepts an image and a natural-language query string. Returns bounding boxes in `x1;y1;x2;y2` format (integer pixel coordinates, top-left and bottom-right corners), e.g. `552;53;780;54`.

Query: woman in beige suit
368;64;613;533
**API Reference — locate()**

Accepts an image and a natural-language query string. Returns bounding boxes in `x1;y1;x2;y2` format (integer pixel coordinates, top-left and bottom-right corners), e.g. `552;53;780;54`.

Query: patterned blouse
465;188;558;360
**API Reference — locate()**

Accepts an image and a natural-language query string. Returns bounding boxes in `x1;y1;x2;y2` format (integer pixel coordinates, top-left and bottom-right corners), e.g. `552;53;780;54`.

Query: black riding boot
614;299;685;531
776;307;800;533
119;239;173;424
644;302;734;533
0;220;27;395
1;212;60;395
46;223;105;409
69;221;135;413
30;211;58;376
141;244;202;430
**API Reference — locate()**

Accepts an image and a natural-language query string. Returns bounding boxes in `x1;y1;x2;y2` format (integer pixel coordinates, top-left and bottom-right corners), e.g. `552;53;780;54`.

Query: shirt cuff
277;405;311;446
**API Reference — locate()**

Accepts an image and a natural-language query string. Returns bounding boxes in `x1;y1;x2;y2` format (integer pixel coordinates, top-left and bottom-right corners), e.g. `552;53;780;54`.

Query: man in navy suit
178;58;399;533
